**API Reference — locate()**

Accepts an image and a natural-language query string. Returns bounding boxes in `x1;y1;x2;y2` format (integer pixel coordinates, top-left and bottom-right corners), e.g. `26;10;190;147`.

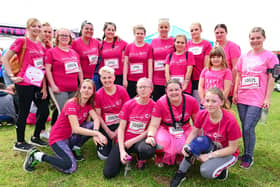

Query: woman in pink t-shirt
187;22;212;105
233;27;279;169
104;78;155;178
95;66;130;160
72;21;99;80
170;88;241;186
165;34;195;94
3;18;49;151
146;79;199;167
99;22;127;86
198;46;232;106
23;79;107;174
151;18;174;101
123;25;153;98
46;28;84;116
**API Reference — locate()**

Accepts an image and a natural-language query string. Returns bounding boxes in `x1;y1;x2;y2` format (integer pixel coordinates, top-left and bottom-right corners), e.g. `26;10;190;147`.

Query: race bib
171;76;184;84
33;58;44;68
241;75;260;89
88;55;98;65
169;127;184;138
154;60;165;71
188;47;203;55
127;121;146;134
105;58;119;69
130;63;143;74
65;62;80;74
23;65;45;87
105;113;120;125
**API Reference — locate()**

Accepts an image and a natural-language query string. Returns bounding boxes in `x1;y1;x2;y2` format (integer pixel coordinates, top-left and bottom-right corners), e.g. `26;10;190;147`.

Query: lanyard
166;94;186;128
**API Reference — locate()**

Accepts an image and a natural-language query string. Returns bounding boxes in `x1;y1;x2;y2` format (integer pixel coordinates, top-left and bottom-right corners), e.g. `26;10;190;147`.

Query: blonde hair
158;18;170;25
206;46;228;69
175;34;187;42
191;22;202;30
133;24;146;34
26;18;40;29
99;66;115;76
55;28;72;46
39;22;53;45
250;27;266;38
206;87;231;110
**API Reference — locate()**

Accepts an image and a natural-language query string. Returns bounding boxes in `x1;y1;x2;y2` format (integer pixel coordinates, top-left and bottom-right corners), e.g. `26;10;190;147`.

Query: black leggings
127;80;137;98
103;140;155;178
15;84;49;142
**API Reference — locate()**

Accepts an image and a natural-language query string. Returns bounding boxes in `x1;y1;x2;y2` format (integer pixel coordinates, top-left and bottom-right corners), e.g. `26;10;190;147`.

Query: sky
0;0;279;52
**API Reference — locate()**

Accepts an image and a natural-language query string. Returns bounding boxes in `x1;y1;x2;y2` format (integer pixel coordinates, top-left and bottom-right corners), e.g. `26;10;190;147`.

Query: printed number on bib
127;121;146;134
105;58;119;69
154;60;165;71
241;75;260;89
65;62;80;74
188;47;203;55
88;55;98;65
33;58;44;68
105;113;120;125
169;127;184;137
171;76;184;84
130;63;143;74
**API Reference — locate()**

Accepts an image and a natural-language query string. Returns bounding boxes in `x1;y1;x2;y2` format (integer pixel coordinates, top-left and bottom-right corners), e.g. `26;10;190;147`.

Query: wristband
93;129;99;131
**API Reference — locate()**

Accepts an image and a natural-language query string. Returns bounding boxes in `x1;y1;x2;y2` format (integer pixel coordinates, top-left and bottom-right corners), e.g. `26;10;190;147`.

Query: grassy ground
0;92;280;187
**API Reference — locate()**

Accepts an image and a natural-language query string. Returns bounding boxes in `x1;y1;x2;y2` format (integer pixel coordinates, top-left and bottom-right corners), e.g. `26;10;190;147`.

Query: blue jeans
237;103;262;157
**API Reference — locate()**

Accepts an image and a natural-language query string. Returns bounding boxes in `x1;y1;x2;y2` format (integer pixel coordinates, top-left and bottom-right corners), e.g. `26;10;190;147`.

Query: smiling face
80;81;94;99
57;29;71;47
166;82;182;103
249;31;265;52
81;24;94;39
105;24;116;40
100;72;115;88
190;24;201;40
204;92;223;114
134;29;145;43
28;21;42;38
174;36;186;53
158;22;170;39
215;27;227;44
210;55;223;68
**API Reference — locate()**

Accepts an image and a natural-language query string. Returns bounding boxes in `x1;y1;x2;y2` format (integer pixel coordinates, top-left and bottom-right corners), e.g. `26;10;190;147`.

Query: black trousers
127;80;137;99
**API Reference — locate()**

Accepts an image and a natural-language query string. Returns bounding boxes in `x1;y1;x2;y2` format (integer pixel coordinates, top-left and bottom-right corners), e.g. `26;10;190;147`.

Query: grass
0;92;280;187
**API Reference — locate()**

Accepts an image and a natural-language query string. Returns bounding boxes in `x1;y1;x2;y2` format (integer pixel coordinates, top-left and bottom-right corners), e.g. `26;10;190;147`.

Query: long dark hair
100;22;118;51
74;79;96;108
79;20;93;37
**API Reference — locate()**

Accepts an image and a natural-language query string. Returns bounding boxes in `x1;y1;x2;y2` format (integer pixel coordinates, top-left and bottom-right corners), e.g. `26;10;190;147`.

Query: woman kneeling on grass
23;79;107;174
170;87;241;187
103;78;156;178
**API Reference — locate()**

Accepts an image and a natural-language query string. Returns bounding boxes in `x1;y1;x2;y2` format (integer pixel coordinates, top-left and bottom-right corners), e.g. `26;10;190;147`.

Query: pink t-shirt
10;37;45;86
45;47;81;92
151;37;174;85
119;98;155;141
49;98;93;145
99;38;127;75
200;68;232;91
223;41;241;70
153;94;199;131
124;43;153;81
165;51;195;93
187;40;212;80
71;38;99;79
95;85;130;125
194;109;242;157
236;50;279;107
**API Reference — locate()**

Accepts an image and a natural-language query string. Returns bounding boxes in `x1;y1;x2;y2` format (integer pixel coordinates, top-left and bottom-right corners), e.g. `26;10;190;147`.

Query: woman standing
94;66;130;160
23;79;107;174
123;25;153;98
99;22;127;85
46;28;83;114
170;88;241;187
103;78;155;178
165;35;195;94
151;18;174;101
3;18;49;151
187;22;212;104
233;27;279;169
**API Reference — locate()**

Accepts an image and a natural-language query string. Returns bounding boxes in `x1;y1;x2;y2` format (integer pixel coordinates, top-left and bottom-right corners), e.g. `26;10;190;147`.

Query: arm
203;55;209;67
231;57;239;84
145;116;161;146
78;70;84;85
89;109;107;145
45;63;60;93
95;108;115;139
263;73;275;108
118;119;130;164
123;56;129;88
148;58;153;79
125;131;147;149
198;77;205;103
41;77;48;100
182;127;200;157
233;72;241;105
165;64;170;81
223;80;232;99
183;65;193;90
2;50;23;83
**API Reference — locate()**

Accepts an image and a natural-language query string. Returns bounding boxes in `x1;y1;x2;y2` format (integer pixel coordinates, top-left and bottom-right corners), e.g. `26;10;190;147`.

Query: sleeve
64;101;79;116
229;43;241;59
187;51;195;66
200;68;207;79
152;101;163;118
121;40;128;51
124;44;130;56
224;68;233;80
119;101;130;120
267;53;279;69
164;53;172;65
45;49;54;65
193;110;205;129
147;44;153;59
9;38;24;54
236;55;243;73
205;41;212;55
226;113;242;141
120;87;130;103
190;96;199;115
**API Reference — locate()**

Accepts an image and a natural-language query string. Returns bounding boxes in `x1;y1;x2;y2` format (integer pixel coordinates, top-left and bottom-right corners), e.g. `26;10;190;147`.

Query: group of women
2;17;279;186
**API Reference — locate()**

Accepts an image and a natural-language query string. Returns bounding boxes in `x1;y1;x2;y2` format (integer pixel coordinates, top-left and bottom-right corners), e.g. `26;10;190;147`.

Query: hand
120;150;129;164
10;76;23;83
262;99;270;109
51;85;60;93
41;88;48;100
197;153;209;162
145;136;156;147
108;130;117;140
182;81;189;91
93;132;107;146
123;80;128;88
232;93;238;105
181;145;190;158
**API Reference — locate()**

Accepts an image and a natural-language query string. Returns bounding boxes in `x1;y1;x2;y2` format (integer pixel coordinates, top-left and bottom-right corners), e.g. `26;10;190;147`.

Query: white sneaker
40;131;50;139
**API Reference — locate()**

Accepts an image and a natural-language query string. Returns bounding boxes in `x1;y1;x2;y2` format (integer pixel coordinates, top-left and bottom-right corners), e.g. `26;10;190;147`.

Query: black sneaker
29;137;48;147
14;142;34;152
170;171;186;187
216;169;228;181
72;147;85;161
23;148;40;172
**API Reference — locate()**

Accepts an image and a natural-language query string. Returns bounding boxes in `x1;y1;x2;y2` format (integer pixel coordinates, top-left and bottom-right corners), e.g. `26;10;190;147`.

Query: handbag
9;38;27;75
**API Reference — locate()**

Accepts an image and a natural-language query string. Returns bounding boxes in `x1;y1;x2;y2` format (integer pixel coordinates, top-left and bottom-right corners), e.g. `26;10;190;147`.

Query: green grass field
0;92;280;187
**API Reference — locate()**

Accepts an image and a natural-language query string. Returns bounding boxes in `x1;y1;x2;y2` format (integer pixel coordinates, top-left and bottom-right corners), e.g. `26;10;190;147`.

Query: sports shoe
40;131;50;139
29;137;48;147
238;155;245;161
156;163;165;168
23;148;40;172
14;142;34;152
136;160;146;170
240;155;254;169
216;169;228;181
170;170;186;187
72;147;85;161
